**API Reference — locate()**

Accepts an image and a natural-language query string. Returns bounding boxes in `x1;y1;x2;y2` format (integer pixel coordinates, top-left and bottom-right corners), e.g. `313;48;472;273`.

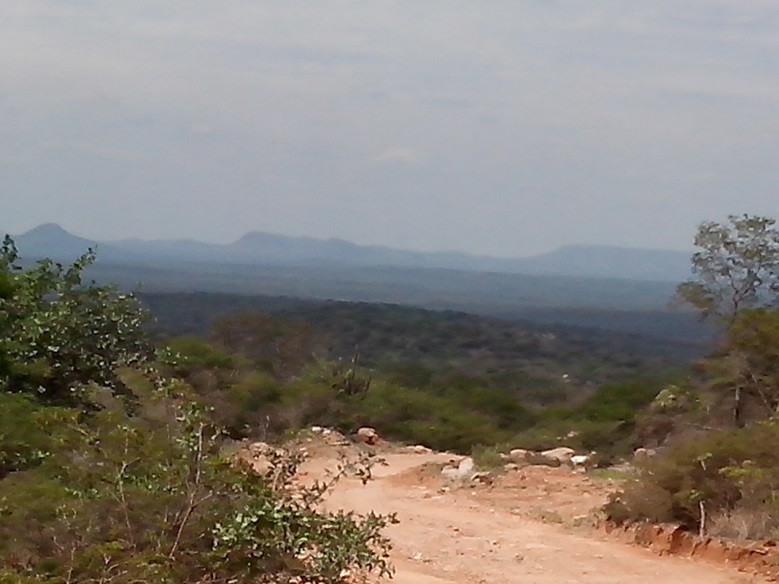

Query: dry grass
707;507;779;542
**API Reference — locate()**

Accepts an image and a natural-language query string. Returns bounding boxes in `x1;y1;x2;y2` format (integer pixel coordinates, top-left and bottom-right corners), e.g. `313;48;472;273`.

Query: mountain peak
233;230;291;245
15;223;98;259
23;223;71;237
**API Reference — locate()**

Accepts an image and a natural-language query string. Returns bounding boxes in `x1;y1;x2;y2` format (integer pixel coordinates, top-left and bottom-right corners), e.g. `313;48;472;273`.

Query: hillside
11;223;692;282
10;225;700;340
142;292;705;379
42;256;681;318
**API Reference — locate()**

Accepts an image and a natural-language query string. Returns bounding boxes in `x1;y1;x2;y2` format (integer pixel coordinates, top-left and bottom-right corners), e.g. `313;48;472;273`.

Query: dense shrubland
145;283;685;458
0;238;394;584
159;303;675;458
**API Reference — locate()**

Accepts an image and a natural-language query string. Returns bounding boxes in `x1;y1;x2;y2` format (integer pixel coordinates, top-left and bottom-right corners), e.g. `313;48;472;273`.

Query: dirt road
315;450;765;584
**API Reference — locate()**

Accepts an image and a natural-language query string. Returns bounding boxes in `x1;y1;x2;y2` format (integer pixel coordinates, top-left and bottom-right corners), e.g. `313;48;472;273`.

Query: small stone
356;426;379;445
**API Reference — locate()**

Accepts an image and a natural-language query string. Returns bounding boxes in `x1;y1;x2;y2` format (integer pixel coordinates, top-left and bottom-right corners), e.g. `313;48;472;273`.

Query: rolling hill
10;223;692;282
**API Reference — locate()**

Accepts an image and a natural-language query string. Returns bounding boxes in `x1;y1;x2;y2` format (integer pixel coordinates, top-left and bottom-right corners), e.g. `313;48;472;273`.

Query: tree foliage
0;236;154;402
606;421;779;538
211;312;314;380
698;308;779;426
676;214;779;322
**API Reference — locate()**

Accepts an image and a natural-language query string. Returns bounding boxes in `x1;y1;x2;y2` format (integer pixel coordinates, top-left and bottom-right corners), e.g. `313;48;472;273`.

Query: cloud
373;147;422;164
1;1;779;255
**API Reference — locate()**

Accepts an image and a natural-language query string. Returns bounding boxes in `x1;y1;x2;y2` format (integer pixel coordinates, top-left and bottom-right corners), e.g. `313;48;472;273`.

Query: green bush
0;385;395;584
167;335;238;371
0;238;154;403
607;422;779;534
471;444;510;470
577;380;661;423
0;393;64;479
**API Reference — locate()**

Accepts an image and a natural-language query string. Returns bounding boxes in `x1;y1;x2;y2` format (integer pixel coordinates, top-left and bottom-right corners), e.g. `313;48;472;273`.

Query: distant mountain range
9;223;693;283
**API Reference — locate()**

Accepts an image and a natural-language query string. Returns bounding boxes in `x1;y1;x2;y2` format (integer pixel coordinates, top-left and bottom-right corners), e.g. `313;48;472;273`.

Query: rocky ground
247;432;775;584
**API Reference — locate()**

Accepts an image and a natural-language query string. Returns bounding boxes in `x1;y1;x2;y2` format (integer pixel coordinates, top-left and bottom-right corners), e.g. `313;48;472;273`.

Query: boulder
509;448;531;463
526;453;562;467
471;471;494;485
441;456;475;481
246;441;273;473
356;427;379;445
440;466;461;480
458;456;475;475
408;445;433;454
541;447;575;463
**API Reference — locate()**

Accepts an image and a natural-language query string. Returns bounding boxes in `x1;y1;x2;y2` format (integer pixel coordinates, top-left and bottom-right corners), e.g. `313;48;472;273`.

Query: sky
2;1;779;257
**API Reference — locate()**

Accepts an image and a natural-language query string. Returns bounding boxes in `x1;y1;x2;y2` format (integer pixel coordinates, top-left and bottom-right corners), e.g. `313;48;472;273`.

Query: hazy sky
3;1;779;256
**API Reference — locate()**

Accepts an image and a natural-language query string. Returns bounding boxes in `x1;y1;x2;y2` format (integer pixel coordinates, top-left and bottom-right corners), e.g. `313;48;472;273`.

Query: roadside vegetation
0;237;393;584
607;215;779;541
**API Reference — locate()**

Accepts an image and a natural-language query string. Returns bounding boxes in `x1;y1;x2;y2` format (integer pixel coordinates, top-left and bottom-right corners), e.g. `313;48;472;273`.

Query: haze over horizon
7;221;696;258
3;2;779;256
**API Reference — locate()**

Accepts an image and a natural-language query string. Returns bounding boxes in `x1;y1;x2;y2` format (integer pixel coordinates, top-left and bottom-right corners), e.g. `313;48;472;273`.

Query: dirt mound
603;521;779;580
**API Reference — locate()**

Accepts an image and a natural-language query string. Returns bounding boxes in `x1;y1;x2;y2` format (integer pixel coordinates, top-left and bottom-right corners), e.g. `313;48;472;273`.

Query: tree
699;308;779;426
609;215;779;534
0;245;16;382
675;214;779;323
211;312;315;380
0;236;155;402
675;216;779;426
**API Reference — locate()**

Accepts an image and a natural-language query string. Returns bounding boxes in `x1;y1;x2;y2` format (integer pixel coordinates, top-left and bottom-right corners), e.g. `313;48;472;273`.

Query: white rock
356;427;379;445
541;447;575;462
440;467;460;480
471;471;493;483
458;456;475;474
441;456;476;481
